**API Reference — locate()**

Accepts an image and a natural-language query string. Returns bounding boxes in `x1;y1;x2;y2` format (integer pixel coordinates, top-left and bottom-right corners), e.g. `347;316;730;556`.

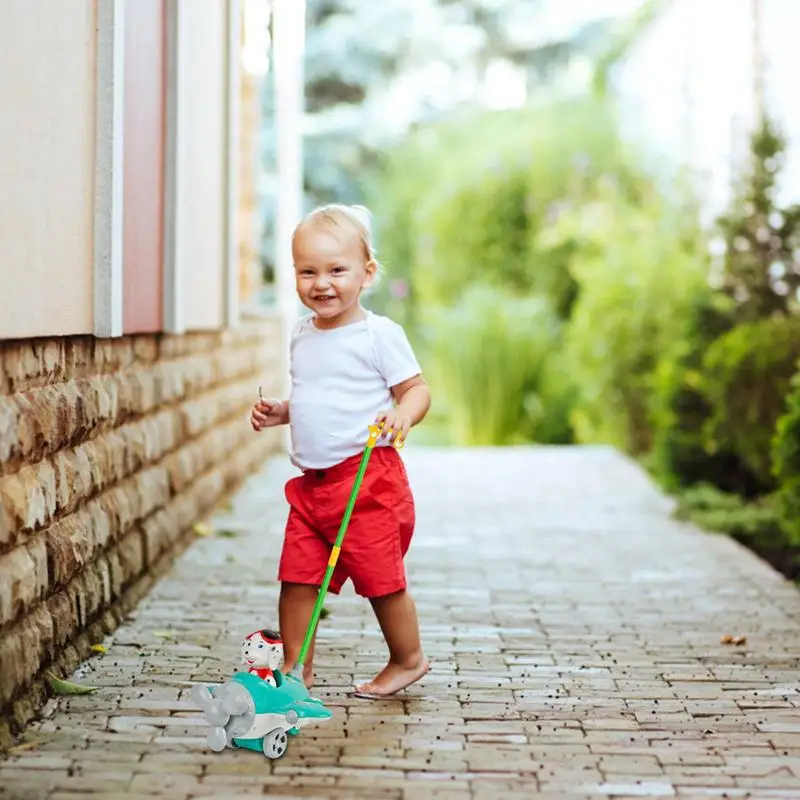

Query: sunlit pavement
3;446;800;799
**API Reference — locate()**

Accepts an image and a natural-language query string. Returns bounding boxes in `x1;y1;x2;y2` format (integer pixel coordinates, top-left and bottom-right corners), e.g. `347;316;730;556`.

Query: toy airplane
191;629;332;759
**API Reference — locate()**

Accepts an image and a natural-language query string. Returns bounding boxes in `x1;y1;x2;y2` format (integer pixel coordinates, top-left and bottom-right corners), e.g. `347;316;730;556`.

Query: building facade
0;0;304;745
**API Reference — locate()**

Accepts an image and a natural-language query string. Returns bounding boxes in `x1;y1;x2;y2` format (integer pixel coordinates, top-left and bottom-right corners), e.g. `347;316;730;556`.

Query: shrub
773;364;800;545
702;315;800;489
715;115;800;323
560;194;708;454
420;285;565;445
646;293;761;494
370;98;653;321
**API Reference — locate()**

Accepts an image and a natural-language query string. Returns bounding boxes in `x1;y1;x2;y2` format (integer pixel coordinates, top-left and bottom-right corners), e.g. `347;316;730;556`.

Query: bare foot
353;656;429;699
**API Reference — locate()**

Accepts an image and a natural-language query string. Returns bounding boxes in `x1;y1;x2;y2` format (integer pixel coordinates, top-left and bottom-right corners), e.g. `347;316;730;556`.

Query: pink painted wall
122;0;165;334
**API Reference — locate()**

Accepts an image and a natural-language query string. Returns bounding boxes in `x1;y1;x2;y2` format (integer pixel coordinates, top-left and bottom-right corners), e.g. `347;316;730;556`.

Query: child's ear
363;260;377;287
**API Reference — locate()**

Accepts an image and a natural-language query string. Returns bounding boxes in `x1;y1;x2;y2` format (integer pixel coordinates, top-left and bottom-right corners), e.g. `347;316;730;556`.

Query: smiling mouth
246;659;254;665
312;295;335;301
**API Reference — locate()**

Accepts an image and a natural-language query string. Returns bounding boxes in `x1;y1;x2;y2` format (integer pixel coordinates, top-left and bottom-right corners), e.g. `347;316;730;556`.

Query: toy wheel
262;728;288;759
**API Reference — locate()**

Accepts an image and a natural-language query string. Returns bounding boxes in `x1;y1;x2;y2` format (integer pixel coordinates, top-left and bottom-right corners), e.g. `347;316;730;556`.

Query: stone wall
0;319;284;746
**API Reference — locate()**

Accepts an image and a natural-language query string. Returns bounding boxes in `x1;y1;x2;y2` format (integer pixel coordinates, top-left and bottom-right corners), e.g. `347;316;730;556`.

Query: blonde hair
293;204;381;276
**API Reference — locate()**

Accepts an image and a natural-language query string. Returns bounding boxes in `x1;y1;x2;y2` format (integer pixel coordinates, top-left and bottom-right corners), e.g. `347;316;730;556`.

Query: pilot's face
242;635;282;669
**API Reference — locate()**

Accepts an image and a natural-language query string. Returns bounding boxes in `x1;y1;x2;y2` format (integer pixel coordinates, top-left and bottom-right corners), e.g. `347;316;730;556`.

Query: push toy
192;421;403;759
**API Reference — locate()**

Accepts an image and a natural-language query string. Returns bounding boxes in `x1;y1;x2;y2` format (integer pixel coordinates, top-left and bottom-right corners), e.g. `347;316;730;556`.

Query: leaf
216;529;238;539
8;741;40;754
47;673;99;696
152;630;176;641
90;644;108;654
720;634;747;646
193;523;213;537
320;607;331;620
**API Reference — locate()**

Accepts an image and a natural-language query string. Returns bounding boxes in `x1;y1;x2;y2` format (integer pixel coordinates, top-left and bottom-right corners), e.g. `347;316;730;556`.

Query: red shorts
278;447;415;598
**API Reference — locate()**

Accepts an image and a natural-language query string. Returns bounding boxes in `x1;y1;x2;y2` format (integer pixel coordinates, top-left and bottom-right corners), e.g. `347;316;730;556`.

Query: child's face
292;224;376;327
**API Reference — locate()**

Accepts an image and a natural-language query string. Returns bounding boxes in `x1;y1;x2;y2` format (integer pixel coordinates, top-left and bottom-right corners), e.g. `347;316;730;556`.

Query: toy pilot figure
241;628;283;686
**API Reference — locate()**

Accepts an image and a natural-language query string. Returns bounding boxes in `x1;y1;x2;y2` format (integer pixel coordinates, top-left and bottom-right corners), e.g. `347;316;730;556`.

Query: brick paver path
3;446;800;799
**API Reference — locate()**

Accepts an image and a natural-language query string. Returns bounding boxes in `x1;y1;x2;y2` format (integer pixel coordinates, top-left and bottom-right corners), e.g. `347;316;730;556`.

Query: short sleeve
371;315;422;387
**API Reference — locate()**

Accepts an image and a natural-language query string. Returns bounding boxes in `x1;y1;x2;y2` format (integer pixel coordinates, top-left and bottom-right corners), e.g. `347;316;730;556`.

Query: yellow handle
368;422;405;450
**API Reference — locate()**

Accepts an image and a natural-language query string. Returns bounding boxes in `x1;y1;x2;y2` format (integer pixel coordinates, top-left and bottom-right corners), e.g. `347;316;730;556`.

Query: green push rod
291;423;403;679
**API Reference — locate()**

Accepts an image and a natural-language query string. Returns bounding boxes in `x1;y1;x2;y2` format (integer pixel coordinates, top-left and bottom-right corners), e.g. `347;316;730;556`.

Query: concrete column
93;0;126;338
224;0;243;328
272;0;305;397
162;0;185;334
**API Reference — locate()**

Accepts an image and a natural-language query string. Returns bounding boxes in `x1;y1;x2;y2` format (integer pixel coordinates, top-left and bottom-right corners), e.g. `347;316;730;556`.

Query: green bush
420;285;566;445
702;315;800;489
366;97;659;446
773;365;800;545
560;194;708;454
646;293;760;494
371;98;652;320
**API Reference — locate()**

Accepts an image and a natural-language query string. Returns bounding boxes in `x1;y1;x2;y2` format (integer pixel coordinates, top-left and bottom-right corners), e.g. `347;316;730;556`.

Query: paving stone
3;447;800;796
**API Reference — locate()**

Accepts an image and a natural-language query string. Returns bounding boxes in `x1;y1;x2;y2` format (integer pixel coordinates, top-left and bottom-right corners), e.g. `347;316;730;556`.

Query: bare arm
391;374;431;426
376;374;431;442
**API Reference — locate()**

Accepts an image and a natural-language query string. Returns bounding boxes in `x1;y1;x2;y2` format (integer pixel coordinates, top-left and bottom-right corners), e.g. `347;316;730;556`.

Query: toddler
250;203;431;699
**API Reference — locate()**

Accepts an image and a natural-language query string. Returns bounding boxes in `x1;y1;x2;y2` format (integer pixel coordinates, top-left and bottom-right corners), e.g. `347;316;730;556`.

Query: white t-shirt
288;310;422;470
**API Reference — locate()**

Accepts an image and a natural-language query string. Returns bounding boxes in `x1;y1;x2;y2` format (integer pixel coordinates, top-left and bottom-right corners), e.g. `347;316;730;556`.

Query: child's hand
375;409;412;444
251;399;286;431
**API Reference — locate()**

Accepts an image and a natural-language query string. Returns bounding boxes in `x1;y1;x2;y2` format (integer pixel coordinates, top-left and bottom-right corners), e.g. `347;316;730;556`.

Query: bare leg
354;589;429;698
279;582;319;689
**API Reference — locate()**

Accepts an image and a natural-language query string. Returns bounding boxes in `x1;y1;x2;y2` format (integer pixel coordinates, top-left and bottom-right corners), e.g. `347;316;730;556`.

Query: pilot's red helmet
245;628;282;645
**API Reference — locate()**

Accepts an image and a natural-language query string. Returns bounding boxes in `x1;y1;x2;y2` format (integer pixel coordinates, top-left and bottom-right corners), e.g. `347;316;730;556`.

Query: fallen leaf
225;554;236;563
193;523;213;537
152;630;176;641
8;741;40;754
720;634;747;646
320;607;331;620
216;529;238;539
90;644;108;654
47;673;99;696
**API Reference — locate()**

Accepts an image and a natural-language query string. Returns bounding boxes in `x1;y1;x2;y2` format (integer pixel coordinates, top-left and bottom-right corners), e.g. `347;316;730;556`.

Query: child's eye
332;266;346;274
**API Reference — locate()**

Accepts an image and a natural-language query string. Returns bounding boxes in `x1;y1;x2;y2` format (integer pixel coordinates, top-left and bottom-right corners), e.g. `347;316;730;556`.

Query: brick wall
0;320;283;746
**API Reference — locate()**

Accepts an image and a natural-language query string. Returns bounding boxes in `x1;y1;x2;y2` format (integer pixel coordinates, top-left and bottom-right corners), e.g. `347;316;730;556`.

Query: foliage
369;98;663;446
420;284;564;446
372;99;651;319
559;192;708;454
645;292;763;494
715;116;800;322
701;315;800;489
772;365;800;545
